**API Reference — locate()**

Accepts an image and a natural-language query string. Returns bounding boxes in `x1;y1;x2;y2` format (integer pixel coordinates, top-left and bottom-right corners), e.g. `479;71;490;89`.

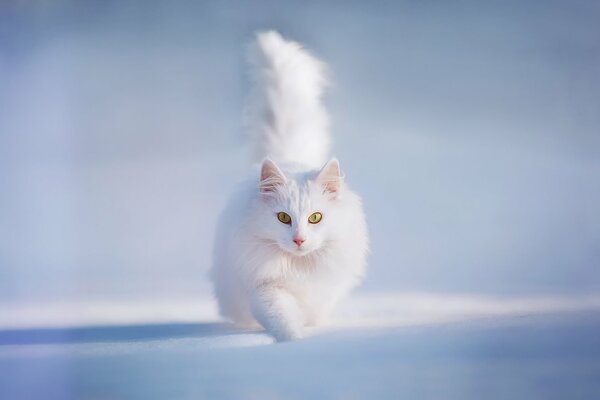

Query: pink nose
293;237;305;247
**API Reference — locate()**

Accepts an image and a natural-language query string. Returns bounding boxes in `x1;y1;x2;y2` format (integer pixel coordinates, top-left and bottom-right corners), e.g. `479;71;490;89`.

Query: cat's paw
251;285;306;342
271;326;304;342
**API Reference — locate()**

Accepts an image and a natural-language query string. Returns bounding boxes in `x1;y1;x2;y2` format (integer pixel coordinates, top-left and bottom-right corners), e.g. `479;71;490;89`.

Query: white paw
271;326;304;342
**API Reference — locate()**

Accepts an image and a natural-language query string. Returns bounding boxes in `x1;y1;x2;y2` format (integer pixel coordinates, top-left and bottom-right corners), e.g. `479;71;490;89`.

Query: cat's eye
277;212;292;225
308;212;323;224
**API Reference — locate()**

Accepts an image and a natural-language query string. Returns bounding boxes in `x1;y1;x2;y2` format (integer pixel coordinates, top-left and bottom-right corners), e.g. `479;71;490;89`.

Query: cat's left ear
317;158;342;197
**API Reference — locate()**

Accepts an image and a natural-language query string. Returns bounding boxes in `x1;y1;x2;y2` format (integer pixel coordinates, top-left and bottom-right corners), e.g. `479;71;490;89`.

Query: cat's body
211;31;368;341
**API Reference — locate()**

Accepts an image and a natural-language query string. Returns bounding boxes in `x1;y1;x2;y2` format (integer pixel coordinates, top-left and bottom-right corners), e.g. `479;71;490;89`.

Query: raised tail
246;31;331;169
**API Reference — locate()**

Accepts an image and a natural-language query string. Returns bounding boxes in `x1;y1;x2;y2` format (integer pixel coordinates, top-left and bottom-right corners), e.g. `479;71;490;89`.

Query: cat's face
258;159;342;256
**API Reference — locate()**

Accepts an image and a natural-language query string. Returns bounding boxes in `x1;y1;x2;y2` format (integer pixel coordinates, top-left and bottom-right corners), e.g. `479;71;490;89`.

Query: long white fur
211;31;368;341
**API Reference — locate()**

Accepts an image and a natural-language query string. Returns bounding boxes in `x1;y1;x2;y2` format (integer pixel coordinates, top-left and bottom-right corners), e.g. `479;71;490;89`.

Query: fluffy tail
246;31;331;169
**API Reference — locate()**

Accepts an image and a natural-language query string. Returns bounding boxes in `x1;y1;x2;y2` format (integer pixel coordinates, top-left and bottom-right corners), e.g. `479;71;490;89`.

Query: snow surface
2;293;600;399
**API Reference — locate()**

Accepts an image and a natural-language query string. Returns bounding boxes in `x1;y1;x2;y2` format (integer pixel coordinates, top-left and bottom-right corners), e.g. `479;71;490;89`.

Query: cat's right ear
259;159;286;194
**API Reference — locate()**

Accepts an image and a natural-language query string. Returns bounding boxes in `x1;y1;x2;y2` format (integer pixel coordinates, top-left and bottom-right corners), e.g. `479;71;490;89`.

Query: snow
2;291;600;331
2;293;600;399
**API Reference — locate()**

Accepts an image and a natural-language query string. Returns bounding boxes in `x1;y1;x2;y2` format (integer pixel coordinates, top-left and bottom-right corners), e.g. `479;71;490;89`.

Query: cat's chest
282;253;341;283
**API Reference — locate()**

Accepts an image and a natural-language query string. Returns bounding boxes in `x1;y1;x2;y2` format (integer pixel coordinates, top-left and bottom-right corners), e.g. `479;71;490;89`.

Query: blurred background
1;0;599;308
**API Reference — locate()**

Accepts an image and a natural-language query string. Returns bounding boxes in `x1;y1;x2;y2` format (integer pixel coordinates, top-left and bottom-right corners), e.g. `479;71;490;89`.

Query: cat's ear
317;158;342;196
260;158;286;193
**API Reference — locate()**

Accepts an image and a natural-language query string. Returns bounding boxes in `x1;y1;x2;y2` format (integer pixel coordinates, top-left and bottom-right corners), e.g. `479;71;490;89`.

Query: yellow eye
308;212;323;224
277;212;292;224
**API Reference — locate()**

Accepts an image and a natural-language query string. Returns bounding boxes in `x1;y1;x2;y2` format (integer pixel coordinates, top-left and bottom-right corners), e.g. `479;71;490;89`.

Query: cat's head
257;158;343;256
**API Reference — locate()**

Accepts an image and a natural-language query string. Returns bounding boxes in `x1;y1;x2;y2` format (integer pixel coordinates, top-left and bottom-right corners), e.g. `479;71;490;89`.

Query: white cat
211;31;368;341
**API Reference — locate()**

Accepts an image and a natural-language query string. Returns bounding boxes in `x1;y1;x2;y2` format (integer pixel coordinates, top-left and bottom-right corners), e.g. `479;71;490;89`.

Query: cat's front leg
251;283;305;342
